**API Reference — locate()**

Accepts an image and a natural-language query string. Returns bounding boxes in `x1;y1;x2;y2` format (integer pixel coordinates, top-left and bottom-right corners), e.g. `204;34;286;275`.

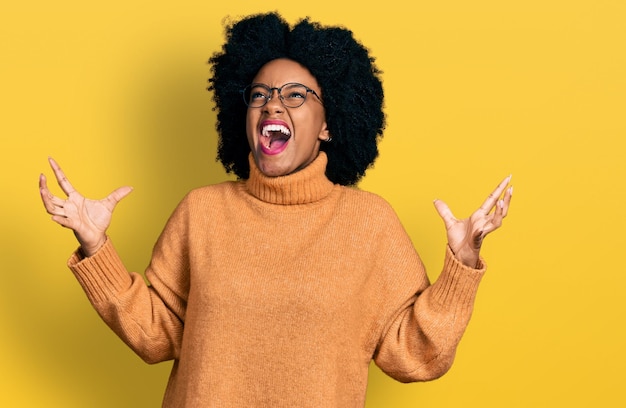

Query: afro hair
208;12;385;186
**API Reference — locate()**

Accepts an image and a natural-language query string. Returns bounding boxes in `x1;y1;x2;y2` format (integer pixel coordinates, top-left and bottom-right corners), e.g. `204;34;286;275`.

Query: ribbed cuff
430;246;486;309
67;238;133;304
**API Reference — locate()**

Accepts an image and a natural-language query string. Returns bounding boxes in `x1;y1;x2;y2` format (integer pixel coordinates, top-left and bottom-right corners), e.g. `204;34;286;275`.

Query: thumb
105;186;133;209
433;199;456;229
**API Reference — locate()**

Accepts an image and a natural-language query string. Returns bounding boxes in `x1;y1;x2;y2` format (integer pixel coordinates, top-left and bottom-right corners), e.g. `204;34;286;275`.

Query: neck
245;152;335;205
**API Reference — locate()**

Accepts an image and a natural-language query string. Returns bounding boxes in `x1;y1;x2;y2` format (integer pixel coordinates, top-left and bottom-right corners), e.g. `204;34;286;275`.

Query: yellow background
1;0;624;406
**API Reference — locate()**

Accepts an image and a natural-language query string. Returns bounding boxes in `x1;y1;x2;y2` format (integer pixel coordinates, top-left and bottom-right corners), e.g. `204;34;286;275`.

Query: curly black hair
208;12;385;186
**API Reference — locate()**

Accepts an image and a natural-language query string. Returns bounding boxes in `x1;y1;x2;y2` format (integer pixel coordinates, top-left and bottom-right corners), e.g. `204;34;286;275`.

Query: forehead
252;58;320;89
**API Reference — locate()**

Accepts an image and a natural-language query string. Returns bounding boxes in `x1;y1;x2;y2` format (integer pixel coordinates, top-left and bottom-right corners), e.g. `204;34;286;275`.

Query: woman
39;12;512;407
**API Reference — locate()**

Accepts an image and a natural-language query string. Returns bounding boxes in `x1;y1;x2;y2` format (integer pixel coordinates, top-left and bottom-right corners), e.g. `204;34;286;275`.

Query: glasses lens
244;85;270;107
242;83;312;108
281;84;308;108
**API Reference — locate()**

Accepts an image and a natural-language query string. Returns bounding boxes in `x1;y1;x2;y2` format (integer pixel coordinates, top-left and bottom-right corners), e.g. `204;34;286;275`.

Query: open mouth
259;122;291;155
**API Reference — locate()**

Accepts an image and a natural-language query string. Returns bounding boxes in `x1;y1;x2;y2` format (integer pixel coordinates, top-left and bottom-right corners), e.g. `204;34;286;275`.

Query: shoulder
165;181;243;219
339;186;399;216
335;186;408;234
161;181;244;230
180;181;241;204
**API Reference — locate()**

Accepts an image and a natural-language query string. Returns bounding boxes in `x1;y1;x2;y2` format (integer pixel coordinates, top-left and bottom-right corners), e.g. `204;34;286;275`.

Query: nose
263;88;284;113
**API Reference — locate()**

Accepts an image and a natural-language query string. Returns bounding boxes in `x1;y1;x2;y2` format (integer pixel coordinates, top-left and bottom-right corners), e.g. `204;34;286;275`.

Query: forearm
375;246;485;382
68;238;184;363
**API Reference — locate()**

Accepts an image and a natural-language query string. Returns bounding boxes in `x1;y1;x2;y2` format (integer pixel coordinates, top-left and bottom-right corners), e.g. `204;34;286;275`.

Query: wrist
80;236;107;257
449;244;480;268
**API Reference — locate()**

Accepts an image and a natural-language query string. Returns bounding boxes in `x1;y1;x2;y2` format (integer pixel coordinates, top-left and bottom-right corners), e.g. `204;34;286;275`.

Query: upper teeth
261;124;291;137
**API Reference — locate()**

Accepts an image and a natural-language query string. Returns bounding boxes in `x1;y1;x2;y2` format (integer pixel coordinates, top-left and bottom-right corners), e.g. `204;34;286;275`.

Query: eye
248;85;269;101
283;84;307;100
285;91;305;99
250;91;268;100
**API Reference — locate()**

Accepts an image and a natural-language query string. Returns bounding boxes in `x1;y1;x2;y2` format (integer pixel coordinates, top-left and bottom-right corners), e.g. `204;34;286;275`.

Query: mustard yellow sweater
68;152;486;407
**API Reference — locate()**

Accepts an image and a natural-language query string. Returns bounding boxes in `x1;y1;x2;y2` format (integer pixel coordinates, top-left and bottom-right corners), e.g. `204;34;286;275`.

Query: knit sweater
68;152;486;407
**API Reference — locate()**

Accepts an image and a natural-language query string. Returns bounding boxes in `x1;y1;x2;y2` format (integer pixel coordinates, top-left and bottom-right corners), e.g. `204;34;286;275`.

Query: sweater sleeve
67;196;192;364
371;205;486;382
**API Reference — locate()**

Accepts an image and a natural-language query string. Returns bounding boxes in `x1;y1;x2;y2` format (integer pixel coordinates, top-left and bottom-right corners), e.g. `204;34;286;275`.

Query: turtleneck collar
245;152;336;205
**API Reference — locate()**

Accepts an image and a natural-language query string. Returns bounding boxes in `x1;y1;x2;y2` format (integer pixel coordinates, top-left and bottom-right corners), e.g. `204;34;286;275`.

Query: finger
478;174;512;214
489;199;506;231
42;197;67;217
48;157;77;196
482;185;514;236
39;173;52;209
501;185;513;218
39;172;48;191
40;174;65;214
495;185;513;220
473;229;486;249
433;199;457;229
51;214;76;230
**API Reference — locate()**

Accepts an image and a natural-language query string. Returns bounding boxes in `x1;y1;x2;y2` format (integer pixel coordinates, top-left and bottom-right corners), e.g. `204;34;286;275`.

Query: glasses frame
241;82;322;108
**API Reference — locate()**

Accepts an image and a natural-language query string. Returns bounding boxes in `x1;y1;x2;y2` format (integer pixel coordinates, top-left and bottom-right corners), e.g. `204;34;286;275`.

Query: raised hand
39;158;133;256
433;175;513;268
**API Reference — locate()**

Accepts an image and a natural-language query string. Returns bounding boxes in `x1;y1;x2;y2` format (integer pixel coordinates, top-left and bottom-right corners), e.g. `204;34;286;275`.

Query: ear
318;121;331;142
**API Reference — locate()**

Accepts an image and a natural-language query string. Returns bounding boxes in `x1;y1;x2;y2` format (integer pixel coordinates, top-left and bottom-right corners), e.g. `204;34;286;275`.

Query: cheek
245;111;256;142
302;110;327;139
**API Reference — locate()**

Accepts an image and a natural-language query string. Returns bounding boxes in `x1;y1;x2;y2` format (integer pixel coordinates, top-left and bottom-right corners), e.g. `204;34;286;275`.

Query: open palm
40;158;132;256
434;175;513;268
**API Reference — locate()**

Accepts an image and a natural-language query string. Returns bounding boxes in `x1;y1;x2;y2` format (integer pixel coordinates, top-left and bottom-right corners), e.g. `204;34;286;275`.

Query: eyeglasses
241;82;322;108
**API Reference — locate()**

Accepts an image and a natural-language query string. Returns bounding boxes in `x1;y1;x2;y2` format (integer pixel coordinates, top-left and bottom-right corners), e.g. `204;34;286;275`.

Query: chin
256;158;292;178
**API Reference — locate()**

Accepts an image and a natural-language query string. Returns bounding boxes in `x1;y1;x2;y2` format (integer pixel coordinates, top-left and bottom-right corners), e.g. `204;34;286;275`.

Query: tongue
269;137;288;150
